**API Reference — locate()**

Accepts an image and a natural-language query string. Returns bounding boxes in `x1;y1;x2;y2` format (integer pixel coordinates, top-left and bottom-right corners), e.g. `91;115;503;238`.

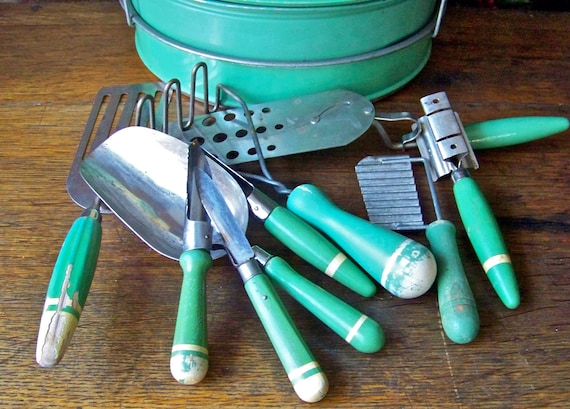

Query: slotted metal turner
37;82;163;368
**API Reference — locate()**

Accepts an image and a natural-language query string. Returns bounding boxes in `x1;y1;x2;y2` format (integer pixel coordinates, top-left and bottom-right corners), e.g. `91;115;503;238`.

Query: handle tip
170;352;209;385
487;264;520;309
350;317;385;353
36;310;79;368
440;302;480;344
382;241;437;299
293;372;329;403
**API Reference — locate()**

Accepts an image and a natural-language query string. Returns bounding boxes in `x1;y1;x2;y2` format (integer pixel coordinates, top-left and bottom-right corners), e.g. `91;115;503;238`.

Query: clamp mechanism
405;91;479;181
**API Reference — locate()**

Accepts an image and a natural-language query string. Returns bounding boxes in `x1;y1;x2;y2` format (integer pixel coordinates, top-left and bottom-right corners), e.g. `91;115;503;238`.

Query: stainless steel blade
80;127;248;260
194;168;254;267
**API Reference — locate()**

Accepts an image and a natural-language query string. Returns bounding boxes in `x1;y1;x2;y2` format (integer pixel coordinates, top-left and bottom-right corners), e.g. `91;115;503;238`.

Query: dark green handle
265;206;376;297
453;174;520;309
36;206;102;367
425;220;479;344
465;116;569;150
260;251;384;353
244;272;328;403
287;184;436;299
170;249;212;385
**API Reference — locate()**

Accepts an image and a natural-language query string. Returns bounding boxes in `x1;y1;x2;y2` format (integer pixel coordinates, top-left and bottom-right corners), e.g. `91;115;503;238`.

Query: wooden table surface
1;2;569;408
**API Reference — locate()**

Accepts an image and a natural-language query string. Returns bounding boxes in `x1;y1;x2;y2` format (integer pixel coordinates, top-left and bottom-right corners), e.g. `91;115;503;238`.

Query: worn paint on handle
36;207;102;367
287;184;436;299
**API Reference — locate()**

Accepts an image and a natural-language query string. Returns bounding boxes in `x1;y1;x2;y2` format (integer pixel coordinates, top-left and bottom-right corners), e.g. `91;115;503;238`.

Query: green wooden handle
465;116;569;150
453;174;520;309
244;273;328;403
287;184;436;299
265;206;376;297
425;220;479;344
170;249;212;385
259;250;384;353
36;207;102;367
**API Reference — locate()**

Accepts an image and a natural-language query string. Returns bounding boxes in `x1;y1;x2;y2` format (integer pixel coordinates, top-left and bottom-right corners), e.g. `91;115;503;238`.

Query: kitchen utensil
379;91;519;309
137;63;375;165
166;87;375;165
287;184;437;299
253;246;385;353
121;0;446;103
375;114;569;151
356;155;479;344
80;126;248;261
201;149;377;298
194;166;328;403
170;140;213;385
36;82;162;368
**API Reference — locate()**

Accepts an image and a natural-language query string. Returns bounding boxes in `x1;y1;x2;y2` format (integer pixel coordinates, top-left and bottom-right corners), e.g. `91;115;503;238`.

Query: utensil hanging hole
224;113;236;121
248;147;257;156
226;150;239;160
235;129;248;138
432;98;440;104
202;116;216;127
261;107;271;113
450;143;457;150
213;133;227;143
191;137;205;145
267;145;276;151
274;124;283;130
256;126;267;134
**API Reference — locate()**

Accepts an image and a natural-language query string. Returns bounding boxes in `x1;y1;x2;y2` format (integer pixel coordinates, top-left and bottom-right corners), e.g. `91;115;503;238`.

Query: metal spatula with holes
165;88;375;164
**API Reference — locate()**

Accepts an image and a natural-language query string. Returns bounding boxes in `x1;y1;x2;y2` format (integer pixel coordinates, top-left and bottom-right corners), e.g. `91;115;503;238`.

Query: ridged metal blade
355;155;425;231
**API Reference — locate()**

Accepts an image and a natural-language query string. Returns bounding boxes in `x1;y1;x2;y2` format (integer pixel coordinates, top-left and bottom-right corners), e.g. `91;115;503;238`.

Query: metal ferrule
236;258;264;284
251;246;273;267
247;189;277;221
81;200;102;223
182;220;212;252
451;168;472;183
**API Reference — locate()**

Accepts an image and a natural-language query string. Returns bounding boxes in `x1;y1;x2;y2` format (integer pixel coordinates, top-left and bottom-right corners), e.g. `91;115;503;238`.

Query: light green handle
258;249;384;353
36;206;102;367
287;184;436;299
425;220;479;344
465;116;569;150
265;206;376;297
453;174;520;309
244;272;328;403
170;249;211;385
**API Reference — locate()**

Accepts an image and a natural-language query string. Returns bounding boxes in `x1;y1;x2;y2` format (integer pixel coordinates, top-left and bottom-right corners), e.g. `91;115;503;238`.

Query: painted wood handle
426;220;479;344
244;273;328;403
257;248;384;353
287;184;436;299
36;206;102;367
465;116;569;150
453;174;520;309
171;249;211;385
265;206;376;297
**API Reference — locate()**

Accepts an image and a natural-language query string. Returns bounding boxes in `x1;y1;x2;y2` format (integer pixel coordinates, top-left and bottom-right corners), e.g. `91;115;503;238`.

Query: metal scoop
80;126;248;260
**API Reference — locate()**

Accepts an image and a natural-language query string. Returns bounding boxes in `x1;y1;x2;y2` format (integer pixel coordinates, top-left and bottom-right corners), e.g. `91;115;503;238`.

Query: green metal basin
123;0;445;102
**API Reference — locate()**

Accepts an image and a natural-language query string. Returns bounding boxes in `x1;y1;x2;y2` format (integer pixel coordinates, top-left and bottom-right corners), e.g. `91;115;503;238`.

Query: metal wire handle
133;62;289;194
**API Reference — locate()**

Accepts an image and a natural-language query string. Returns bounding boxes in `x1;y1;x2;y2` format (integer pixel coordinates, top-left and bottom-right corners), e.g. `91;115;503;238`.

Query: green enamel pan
121;0;447;103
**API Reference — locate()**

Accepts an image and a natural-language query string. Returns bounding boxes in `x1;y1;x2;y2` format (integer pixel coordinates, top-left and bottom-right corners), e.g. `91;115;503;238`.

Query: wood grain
1;2;569;408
